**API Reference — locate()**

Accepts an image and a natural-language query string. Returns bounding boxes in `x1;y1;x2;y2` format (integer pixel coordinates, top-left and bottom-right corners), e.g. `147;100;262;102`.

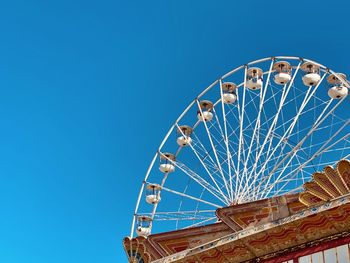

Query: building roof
123;159;350;263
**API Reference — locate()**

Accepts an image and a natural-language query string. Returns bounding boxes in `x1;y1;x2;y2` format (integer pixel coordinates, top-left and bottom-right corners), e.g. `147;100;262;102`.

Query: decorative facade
123;159;350;263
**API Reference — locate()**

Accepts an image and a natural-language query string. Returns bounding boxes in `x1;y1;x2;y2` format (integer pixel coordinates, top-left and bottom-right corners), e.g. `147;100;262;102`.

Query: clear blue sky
0;0;349;262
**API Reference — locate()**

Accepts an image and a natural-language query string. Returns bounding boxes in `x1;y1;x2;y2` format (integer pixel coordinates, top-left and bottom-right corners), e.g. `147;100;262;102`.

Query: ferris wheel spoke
224;90;259;137
207;114;237;164
207;127;245;177
316;113;337;168
249;72;328;197
214;133;254;182
184;186;209;230
190;130;230;183
140;210;216;221
192;142;233;191
212;100;237;191
263;121;350;198
245;147;285;200
160;152;230;205
239;92;260;171
258;82;301;159
230;134;252;184
306;95;320;164
191;131;221;170
247;64;301;178
219;79;238;196
176;124;216;170
258;97;330;197
340;140;350;160
268;115;344;164
189;131;231;188
241;64;302;199
271;94;332;169
264;145;316;172
323;145;350;154
256;143;307;199
241;153;287;201
262;94;344;194
175;162;229;204
232;93;261;197
238;71;274;200
225;102;257;150
290;126;349;176
234;66;248;198
342;152;350;160
193;122;229;164
155;186;222;211
249;82;291;178
271;83;287;135
303;160;342;169
287;117;346;141
196;100;232;202
194;99;253;201
238;60;275;200
174;184;207;230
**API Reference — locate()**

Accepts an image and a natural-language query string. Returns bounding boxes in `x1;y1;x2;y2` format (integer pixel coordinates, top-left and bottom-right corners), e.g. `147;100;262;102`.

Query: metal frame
127;56;350;258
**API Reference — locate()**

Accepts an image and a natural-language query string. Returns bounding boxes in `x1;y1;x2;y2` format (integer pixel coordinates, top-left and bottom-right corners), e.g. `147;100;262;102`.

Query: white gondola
301;62;321;86
327;73;348;99
176;125;193;146
246;67;263;90
136;216;152;237
145;184;161;204
159;153;176;173
273;61;292;85
197;100;213;121
222;82;237;104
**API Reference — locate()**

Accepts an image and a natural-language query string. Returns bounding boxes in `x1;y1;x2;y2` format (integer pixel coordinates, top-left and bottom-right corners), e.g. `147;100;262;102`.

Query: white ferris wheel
129;56;350;239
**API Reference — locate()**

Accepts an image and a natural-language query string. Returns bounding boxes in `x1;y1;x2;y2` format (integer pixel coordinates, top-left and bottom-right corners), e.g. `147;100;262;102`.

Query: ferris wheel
129;56;350;239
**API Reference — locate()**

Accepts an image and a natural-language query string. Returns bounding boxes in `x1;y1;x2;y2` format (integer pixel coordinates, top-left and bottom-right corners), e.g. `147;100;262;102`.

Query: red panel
262;235;350;263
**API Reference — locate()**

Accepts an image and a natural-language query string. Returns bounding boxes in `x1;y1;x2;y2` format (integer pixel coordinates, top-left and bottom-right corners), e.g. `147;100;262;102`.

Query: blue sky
0;0;349;262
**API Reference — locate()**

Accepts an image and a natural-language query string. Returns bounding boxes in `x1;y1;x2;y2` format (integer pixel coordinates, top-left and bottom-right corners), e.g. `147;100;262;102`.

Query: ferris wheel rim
129;55;350;239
